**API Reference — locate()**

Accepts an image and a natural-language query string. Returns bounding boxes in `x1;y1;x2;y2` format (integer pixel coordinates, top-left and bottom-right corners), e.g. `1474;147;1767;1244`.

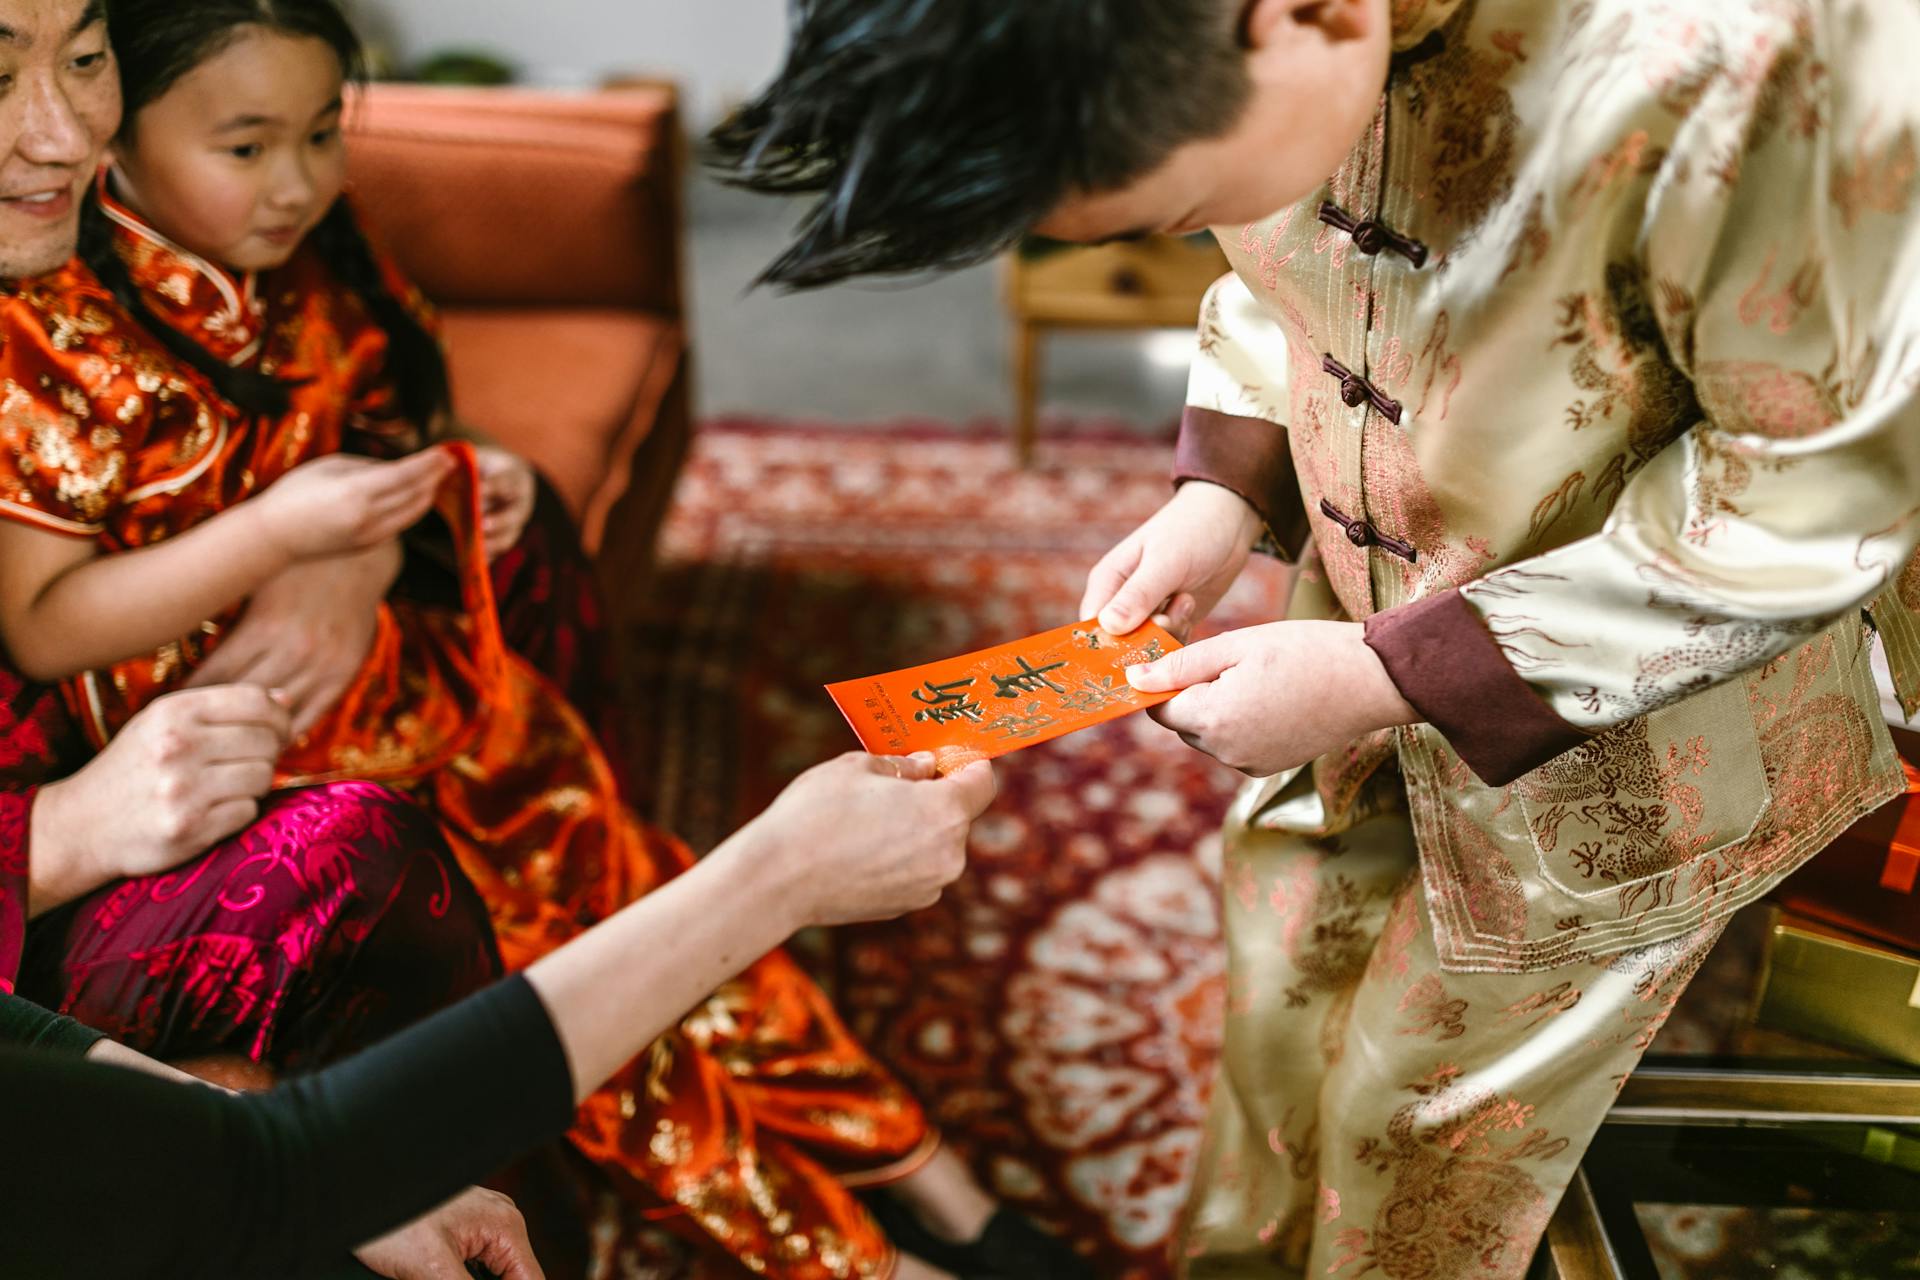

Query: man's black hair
709;0;1251;289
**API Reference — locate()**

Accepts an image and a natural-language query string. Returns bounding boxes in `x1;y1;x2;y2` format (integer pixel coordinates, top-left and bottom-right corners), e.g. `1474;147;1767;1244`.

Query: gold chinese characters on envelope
825;620;1183;773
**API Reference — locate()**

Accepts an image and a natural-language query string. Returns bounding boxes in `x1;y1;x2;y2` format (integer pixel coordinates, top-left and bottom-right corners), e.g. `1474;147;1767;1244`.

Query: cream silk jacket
1177;0;1920;972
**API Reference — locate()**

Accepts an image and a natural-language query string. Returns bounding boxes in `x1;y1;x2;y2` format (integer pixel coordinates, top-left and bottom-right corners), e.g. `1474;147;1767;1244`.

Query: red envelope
825;619;1183;773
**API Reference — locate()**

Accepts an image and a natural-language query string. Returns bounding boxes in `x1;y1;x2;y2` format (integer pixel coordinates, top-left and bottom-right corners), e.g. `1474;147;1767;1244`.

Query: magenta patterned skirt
17;781;500;1069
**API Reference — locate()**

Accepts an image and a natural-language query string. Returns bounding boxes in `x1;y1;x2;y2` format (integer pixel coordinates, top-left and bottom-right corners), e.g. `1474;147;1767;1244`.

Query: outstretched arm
526;752;996;1100
0;752;993;1279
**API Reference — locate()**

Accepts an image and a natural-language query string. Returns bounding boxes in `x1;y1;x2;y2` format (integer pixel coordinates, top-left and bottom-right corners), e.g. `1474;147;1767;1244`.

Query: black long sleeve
0;990;106;1056
0;974;576;1279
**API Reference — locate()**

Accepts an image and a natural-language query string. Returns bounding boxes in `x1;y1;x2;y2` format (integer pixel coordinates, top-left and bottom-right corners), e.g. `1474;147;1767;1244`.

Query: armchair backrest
344;83;685;317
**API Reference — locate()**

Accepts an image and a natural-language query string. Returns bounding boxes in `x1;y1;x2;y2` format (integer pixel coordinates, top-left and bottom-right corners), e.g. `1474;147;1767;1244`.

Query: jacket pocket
1513;678;1772;915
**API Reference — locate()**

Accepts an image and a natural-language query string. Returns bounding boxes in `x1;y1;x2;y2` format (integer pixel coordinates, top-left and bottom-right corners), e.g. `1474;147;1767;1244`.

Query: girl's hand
474;446;537;560
251;450;456;562
1127;621;1419;776
1080;481;1265;640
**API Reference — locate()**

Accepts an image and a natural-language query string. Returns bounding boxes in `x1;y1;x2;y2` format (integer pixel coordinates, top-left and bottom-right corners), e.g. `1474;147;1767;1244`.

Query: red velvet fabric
17;782;500;1070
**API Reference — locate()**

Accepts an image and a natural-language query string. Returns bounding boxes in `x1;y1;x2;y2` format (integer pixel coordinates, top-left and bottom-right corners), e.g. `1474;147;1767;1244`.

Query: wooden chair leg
1542;1169;1630;1280
1012;320;1042;468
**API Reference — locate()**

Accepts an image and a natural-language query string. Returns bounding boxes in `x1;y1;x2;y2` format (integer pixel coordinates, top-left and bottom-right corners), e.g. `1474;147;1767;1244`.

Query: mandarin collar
97;173;264;366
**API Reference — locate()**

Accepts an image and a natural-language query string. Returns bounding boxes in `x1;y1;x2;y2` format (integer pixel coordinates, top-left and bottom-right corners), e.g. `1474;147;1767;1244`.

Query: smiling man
0;0;115;275
713;0;1920;1274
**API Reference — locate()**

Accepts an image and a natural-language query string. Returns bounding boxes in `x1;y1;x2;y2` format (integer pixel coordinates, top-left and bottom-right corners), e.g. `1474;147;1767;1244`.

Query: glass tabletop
1538;905;1920;1280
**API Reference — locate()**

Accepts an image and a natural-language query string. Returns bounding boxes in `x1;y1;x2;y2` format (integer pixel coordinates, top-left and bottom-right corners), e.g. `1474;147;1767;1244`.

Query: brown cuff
1364;590;1588;787
1173;406;1310;561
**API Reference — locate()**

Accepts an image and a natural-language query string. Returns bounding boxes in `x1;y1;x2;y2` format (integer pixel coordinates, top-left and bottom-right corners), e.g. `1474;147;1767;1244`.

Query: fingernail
267;688;293;707
1126;664;1153;687
909;751;936;765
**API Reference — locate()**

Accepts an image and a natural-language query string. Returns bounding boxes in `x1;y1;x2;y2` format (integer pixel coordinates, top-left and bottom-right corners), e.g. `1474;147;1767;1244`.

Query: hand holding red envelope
825;619;1184;774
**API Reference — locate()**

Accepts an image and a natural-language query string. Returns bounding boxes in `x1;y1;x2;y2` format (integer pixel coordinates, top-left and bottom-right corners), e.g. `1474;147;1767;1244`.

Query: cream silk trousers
1179;768;1725;1279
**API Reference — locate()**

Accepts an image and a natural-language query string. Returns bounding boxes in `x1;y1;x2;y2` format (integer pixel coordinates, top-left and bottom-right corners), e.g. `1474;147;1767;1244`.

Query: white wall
353;0;790;126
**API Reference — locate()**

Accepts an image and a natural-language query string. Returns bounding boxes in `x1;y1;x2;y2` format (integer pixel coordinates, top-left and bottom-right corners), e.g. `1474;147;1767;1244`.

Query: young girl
0;4;1064;1278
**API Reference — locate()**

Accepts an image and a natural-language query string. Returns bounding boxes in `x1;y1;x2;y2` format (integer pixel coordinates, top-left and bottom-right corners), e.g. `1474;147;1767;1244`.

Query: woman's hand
473;446;538;561
747;752;998;928
521;752;996;1106
1080;481;1264;639
250;450;456;562
354;1186;545;1280
1127;621;1419;777
28;686;293;915
186;541;399;735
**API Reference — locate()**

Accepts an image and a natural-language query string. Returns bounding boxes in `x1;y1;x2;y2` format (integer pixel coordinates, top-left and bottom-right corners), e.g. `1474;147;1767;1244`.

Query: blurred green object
411;50;516;86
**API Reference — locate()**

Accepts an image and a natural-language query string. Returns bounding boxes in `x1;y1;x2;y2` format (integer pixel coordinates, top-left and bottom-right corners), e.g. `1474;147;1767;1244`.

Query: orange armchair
344;83;693;623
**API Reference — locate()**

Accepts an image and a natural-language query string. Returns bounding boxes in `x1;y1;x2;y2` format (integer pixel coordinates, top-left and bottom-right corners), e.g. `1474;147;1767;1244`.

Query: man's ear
1242;0;1376;56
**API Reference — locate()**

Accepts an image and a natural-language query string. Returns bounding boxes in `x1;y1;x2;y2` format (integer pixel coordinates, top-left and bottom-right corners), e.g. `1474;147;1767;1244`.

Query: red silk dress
0;196;934;1279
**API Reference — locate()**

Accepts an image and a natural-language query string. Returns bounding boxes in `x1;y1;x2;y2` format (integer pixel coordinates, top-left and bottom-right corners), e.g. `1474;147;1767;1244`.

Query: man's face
0;0;117;278
1035;0;1390;243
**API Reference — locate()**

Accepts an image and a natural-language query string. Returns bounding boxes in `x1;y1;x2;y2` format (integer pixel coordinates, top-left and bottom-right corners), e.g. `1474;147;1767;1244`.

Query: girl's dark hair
709;0;1252;290
85;0;448;427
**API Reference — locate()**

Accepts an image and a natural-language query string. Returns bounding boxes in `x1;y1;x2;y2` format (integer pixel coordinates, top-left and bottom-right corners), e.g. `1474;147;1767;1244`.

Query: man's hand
1127;621;1418;777
1081;481;1264;639
186;542;398;735
354;1186;544;1280
28;686;293;916
473;446;537;561
748;752;998;928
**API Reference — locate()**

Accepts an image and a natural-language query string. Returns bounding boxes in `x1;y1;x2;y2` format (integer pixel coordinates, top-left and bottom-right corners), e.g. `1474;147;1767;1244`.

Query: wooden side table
1004;236;1230;466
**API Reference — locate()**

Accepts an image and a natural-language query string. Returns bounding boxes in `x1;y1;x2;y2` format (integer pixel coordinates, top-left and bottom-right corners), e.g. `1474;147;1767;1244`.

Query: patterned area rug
624;417;1290;1278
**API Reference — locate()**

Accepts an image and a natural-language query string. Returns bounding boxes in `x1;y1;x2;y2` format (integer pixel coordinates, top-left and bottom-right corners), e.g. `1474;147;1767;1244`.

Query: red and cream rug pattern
624;417;1287;1279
